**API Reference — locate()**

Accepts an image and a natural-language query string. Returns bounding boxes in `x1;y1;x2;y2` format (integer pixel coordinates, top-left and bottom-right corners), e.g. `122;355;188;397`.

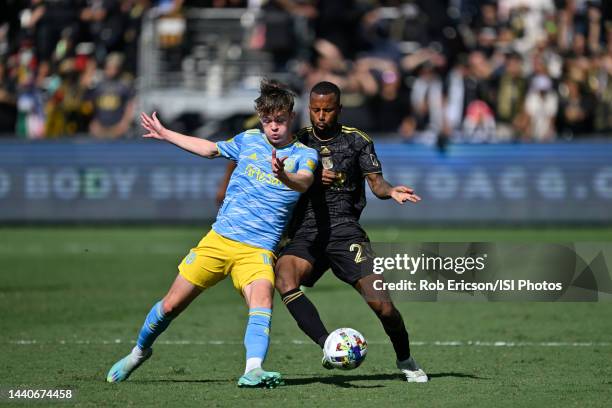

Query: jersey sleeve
359;140;382;175
216;131;246;161
297;148;319;174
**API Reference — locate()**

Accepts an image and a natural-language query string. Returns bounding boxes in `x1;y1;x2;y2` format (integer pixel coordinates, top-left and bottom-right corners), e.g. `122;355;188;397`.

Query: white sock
245;357;263;374
130;345;147;360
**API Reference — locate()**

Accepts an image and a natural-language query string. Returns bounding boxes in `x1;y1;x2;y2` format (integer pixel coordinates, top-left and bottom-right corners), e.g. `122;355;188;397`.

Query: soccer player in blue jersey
106;80;318;388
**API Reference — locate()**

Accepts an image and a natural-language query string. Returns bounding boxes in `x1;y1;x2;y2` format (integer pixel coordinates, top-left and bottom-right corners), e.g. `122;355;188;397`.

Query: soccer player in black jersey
276;81;428;382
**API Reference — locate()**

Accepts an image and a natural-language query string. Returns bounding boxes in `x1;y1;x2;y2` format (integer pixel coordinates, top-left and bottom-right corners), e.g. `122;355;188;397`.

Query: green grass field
1;227;612;407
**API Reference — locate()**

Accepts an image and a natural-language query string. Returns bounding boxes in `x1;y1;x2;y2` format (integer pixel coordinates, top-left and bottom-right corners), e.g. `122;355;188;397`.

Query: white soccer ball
323;328;368;370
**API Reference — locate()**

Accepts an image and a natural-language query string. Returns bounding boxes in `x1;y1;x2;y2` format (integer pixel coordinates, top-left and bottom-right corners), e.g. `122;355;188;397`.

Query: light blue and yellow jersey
213;129;318;251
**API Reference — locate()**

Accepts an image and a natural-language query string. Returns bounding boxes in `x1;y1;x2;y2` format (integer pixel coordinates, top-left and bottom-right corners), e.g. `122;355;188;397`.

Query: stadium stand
0;0;611;141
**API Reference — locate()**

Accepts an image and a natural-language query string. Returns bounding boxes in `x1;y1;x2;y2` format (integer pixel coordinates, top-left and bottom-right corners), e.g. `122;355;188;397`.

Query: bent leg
355;274;411;361
275;255;329;348
137;274;203;349
107;274;202;383
356;275;428;383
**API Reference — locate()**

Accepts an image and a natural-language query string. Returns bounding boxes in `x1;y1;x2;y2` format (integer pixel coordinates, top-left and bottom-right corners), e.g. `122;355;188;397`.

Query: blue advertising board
0;140;610;223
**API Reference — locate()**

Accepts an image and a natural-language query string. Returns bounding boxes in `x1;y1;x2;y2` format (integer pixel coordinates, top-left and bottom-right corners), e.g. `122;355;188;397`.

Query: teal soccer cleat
106;347;153;383
237;368;284;388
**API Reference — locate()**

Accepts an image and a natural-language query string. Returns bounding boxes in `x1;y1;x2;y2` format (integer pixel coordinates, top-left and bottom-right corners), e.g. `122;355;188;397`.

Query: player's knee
244;279;274;309
249;293;273;309
371;301;399;321
274;259;300;293
274;273;296;293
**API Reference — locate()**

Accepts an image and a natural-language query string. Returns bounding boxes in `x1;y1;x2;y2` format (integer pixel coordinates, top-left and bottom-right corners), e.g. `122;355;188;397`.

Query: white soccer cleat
396;356;428;383
106;346;153;383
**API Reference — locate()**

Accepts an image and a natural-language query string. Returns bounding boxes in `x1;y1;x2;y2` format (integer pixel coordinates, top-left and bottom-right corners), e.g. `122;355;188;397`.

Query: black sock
281;288;329;348
379;309;411;362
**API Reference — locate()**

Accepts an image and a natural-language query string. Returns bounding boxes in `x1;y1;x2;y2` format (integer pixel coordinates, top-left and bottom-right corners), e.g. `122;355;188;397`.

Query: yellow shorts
178;229;275;293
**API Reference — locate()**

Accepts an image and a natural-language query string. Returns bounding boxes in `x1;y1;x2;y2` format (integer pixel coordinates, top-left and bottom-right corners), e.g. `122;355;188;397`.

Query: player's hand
390;185;421;204
271;149;288;179
141;112;166;140
321;169;338;186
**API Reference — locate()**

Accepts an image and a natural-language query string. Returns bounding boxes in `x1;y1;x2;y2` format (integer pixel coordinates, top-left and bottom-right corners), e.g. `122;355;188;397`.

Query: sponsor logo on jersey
284;158;296;172
245;164;283;186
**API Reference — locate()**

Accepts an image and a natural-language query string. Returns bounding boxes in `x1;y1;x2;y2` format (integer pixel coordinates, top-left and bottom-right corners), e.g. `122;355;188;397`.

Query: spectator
367;62;410;133
462;99;497;142
499;0;555;54
89;52;135;138
45;57;94;136
255;0;304;71
120;0;150;76
444;54;469;137
494;51;527;140
557;78;593;138
313;0;359;59
27;0;83;65
523;74;558;141
79;0;126;63
410;62;444;142
15;40;46;139
593;52;612;132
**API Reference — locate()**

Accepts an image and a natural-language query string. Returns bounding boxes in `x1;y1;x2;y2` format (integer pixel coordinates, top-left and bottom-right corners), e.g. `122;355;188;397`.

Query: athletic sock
281;288;329;348
136;301;174;350
130;345;147;359
380;310;411;362
245;357;263;373
244;308;272;374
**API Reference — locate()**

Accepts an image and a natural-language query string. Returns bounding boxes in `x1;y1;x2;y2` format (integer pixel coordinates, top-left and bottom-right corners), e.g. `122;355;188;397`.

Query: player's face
309;93;341;136
260;110;295;146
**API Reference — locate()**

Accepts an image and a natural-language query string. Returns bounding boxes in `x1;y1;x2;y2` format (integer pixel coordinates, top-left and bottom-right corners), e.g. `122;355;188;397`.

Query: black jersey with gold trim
290;124;382;231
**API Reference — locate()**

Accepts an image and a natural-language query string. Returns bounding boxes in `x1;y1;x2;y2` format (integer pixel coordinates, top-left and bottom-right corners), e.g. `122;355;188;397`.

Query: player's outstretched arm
141;112;219;158
366;173;421;204
271;149;314;193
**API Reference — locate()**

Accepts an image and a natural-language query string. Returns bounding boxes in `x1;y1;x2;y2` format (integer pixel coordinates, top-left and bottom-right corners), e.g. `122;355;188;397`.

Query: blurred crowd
1;0;612;142
0;0;164;138
257;0;612;142
0;0;248;138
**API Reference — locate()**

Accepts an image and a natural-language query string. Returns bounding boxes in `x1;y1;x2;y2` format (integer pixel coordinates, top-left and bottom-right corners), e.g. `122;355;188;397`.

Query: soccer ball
323;328;368;370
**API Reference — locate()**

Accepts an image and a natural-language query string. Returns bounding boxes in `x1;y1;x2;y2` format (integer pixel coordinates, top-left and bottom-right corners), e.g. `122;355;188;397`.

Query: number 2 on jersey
350;243;367;264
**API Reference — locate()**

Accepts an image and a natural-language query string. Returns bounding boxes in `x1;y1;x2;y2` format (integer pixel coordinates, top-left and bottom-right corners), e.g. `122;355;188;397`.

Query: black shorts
279;222;374;287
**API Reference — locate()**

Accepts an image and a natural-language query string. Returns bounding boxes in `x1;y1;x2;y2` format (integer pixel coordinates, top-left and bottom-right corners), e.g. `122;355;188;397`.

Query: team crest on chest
320;146;333;170
284;157;296;172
